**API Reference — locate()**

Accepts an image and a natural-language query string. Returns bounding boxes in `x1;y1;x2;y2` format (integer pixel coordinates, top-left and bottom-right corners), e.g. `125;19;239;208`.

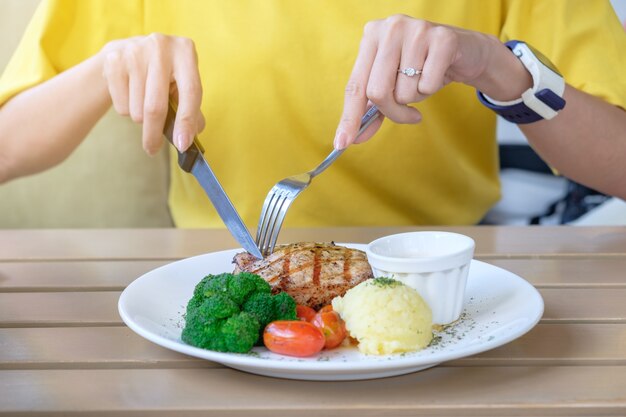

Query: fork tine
257;192;292;256
259;194;290;255
255;189;279;246
264;197;294;255
256;191;288;255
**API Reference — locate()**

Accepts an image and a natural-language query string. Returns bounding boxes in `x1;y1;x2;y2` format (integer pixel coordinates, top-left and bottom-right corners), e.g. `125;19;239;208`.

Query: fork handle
309;105;381;177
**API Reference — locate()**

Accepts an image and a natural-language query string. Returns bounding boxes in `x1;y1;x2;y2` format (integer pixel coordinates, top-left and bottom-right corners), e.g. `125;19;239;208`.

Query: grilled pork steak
232;242;373;309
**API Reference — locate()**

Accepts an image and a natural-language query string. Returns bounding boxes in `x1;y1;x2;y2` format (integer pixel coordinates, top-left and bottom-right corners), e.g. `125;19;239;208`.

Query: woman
0;0;624;228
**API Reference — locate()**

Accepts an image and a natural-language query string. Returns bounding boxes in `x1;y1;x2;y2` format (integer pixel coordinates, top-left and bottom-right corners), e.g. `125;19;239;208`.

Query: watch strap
477;88;565;123
477;40;565;124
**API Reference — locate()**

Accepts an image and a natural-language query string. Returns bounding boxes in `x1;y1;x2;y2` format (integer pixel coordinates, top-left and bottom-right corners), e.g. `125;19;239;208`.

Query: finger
395;27;429;105
172;38;203;151
418;27;457;96
352;104;385;144
166;86;204;131
334;29;378;150
169;86;206;133
367;30;420;124
103;50;130;116
141;63;170;156
127;55;147;124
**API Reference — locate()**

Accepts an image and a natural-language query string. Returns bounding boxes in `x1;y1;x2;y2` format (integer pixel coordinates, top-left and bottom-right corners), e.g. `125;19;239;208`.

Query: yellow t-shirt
1;0;625;227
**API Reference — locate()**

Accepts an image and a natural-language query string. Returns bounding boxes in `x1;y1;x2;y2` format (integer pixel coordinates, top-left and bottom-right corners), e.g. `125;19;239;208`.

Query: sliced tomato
263;321;325;357
311;309;347;349
296;305;317;322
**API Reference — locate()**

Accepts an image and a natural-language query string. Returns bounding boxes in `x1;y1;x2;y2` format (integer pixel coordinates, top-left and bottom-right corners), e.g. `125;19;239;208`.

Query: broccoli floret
226;273;261;304
242;292;275;327
272;291;298;321
238;272;272;294
196;294;239;319
221;312;260;353
200;272;231;294
181;272;297;353
181;316;226;351
191;275;213;298
187;275;215;311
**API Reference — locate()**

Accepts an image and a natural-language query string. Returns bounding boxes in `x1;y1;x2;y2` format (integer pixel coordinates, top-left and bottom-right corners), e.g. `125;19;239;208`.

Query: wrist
92;49;115;107
476;40;566;123
92;54;114;107
471;36;533;101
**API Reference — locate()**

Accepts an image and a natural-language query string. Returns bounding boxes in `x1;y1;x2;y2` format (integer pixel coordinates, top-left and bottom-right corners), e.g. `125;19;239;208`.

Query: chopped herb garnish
369;277;403;288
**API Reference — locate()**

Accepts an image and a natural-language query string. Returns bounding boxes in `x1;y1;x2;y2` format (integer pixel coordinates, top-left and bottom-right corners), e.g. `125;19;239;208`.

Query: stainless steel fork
255;105;381;256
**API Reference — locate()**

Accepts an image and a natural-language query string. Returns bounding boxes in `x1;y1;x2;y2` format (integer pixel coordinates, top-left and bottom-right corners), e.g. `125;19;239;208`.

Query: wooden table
1;226;625;416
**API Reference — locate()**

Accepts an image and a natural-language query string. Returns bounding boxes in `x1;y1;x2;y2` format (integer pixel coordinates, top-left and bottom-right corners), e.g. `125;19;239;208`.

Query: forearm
468;38;626;199
521;86;626;199
0;52;110;183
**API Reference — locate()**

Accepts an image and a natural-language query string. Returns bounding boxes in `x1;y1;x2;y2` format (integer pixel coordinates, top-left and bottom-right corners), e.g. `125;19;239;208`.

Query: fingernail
175;133;186;151
334;131;347;150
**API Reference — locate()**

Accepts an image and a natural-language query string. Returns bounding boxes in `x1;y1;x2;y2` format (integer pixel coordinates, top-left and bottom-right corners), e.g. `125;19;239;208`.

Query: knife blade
163;102;263;259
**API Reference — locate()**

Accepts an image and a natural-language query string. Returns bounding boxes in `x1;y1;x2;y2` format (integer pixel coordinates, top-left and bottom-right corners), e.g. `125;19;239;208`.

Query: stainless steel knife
163;102;263;259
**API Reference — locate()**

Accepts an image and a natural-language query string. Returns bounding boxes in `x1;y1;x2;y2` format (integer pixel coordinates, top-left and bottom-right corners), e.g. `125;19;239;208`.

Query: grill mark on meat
343;249;352;282
281;245;292;289
312;247;321;287
239;249;352;280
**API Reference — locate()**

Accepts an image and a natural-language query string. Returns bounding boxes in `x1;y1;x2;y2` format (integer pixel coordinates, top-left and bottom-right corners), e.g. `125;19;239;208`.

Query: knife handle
163;102;205;173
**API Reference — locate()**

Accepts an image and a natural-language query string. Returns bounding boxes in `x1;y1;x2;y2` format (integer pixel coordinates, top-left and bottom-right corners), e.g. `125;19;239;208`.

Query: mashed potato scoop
332;277;433;355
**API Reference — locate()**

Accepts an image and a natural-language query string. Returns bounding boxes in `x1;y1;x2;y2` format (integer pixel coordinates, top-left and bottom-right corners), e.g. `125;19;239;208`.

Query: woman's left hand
333;14;529;149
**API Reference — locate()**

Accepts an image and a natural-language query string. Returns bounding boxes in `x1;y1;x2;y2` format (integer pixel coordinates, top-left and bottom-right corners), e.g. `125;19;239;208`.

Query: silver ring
398;67;422;77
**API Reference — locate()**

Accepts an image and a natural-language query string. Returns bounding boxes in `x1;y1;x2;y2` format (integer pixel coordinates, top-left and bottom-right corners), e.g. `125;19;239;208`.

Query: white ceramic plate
118;244;543;381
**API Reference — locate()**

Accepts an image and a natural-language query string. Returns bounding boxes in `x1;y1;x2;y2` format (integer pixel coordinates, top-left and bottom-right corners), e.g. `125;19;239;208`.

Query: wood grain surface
1;227;625;416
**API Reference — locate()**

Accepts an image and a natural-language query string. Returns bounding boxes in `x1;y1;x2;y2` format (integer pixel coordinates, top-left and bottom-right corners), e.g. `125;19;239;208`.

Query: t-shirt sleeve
500;0;626;110
0;0;144;106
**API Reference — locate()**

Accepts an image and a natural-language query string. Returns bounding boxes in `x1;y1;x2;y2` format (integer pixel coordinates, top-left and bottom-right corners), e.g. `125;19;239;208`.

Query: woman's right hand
100;34;206;155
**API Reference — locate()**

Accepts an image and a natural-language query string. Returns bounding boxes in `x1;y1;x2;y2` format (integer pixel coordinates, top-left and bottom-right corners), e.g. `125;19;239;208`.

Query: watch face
524;43;562;76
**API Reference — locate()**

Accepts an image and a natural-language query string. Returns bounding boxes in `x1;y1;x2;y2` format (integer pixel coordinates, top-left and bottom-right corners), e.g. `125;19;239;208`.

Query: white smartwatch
477;40;566;123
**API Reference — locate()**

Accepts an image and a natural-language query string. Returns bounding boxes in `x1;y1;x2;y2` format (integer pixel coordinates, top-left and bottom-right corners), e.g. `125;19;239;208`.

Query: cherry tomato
296;305;317;322
311;309;347;349
318;305;334;314
263;321;325;357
